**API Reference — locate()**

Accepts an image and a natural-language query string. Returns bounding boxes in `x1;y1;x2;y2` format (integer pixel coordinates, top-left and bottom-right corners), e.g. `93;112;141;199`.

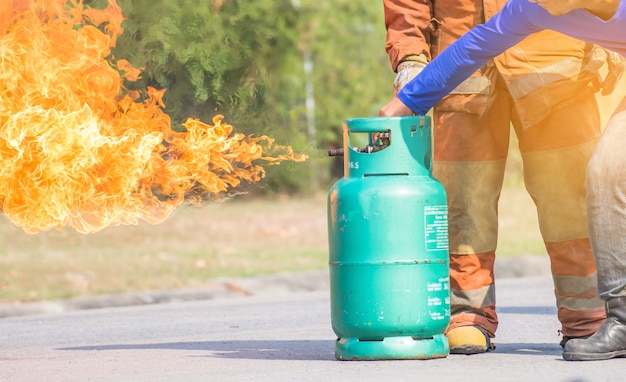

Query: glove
393;54;429;96
601;49;625;96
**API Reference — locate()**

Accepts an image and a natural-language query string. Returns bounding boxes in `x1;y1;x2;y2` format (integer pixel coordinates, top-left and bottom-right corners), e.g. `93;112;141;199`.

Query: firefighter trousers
586;96;626;301
433;75;606;339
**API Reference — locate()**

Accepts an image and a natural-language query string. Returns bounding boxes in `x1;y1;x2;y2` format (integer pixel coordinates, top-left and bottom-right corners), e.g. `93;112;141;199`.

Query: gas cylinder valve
328;132;391;156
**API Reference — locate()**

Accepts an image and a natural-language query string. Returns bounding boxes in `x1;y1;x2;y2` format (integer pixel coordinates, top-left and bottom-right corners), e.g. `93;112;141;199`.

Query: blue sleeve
397;0;546;115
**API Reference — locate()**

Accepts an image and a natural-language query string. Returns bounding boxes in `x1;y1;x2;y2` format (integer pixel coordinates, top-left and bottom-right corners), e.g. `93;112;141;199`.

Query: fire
0;0;307;234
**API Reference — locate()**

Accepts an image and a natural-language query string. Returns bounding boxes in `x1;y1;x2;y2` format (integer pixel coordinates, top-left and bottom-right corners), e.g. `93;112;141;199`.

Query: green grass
0;194;330;303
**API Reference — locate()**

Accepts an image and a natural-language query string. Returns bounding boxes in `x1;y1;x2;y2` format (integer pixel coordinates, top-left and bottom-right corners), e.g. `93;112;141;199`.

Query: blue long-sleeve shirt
398;0;626;115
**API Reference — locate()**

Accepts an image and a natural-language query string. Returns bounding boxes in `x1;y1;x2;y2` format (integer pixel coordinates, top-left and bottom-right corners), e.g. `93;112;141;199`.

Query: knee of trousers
522;141;595;242
434;161;503;254
586;149;626;194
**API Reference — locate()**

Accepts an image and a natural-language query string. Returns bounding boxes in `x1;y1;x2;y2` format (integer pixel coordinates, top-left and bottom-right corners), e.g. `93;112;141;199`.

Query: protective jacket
384;0;609;127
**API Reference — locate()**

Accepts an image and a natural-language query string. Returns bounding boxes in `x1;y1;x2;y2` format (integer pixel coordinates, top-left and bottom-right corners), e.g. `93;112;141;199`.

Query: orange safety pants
433;74;606;339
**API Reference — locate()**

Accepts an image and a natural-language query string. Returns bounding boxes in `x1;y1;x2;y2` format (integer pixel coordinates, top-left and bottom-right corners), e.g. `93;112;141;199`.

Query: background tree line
88;0;395;194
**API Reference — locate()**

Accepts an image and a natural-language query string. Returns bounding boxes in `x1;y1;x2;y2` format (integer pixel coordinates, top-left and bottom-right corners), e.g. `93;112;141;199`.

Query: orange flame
0;0;307;234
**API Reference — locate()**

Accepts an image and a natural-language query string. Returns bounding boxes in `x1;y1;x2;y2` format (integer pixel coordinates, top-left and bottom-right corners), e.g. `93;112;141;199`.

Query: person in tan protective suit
383;0;624;354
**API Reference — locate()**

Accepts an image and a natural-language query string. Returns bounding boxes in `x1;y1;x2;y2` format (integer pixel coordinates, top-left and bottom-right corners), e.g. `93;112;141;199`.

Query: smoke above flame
0;0;307;234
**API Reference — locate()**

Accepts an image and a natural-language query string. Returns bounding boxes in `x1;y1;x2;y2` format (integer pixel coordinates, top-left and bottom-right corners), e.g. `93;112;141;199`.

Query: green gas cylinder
327;116;450;360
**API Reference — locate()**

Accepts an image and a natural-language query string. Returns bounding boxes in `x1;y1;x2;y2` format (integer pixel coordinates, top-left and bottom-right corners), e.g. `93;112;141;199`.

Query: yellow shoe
446;326;492;354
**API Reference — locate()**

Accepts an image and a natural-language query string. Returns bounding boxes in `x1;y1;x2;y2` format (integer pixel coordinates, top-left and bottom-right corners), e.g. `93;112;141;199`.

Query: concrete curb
0;255;550;318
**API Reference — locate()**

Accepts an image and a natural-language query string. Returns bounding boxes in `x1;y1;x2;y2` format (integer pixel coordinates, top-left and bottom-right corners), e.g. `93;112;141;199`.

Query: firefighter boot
446;326;493;354
559;334;591;348
563;296;626;361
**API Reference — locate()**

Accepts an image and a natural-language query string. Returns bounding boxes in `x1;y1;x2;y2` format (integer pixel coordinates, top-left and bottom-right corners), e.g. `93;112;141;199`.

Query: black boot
563;296;626;361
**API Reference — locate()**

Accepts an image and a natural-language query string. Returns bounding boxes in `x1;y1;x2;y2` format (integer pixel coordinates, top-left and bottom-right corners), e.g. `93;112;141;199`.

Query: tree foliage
105;0;394;193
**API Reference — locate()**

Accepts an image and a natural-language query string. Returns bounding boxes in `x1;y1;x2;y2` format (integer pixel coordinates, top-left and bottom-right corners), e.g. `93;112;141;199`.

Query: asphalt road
2;266;626;381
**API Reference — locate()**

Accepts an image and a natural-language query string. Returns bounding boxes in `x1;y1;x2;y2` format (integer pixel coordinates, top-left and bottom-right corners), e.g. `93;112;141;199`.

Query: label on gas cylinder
424;205;448;251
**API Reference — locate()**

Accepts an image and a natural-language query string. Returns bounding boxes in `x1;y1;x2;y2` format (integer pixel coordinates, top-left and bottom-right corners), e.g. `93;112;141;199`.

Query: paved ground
2;256;626;381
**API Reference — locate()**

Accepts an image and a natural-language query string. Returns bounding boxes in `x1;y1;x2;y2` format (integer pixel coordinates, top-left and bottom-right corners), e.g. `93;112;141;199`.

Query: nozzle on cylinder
328;148;344;156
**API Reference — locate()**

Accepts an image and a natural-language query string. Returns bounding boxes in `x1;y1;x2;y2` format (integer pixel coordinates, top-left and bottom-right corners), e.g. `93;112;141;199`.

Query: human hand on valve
379;96;414;117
